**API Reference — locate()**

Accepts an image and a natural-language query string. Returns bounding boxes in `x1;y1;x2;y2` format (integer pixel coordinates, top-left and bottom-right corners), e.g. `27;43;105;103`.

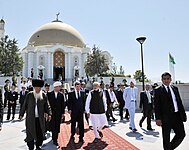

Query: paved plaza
0;109;188;150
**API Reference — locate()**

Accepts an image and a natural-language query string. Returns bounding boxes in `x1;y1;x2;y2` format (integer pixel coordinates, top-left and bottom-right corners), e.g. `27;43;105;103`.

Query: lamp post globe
136;37;146;91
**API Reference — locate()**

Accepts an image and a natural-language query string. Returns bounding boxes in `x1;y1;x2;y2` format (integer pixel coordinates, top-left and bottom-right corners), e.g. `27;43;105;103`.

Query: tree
84;45;109;77
133;70;147;82
0;35;23;76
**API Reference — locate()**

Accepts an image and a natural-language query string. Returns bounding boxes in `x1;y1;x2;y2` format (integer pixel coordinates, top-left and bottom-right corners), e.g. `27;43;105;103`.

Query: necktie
167;86;175;112
147;91;151;103
77;92;80;99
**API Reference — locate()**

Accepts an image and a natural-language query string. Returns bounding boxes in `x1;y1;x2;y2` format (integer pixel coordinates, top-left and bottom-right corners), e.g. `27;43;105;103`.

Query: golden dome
28;21;85;48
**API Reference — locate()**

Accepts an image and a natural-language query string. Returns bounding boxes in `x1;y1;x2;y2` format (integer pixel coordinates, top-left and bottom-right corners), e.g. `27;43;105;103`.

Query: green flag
169;53;176;64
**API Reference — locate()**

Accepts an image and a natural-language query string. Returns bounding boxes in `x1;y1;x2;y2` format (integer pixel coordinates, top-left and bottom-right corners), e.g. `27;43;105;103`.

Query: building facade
21;18;112;83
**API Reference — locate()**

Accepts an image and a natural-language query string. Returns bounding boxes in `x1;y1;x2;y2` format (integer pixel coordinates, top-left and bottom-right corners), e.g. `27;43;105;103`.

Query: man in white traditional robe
123;80;138;132
85;82;108;143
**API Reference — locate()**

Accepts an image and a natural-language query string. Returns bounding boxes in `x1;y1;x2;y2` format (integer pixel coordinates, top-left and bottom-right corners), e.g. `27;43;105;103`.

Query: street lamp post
136;37;146;91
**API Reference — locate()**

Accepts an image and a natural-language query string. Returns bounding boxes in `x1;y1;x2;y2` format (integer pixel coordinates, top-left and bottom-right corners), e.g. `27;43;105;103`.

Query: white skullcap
93;82;100;86
129;79;136;85
53;81;62;87
145;83;151;86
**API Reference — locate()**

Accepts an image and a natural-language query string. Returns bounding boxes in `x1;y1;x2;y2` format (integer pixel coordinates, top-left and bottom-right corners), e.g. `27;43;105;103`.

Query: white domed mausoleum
21;17;113;83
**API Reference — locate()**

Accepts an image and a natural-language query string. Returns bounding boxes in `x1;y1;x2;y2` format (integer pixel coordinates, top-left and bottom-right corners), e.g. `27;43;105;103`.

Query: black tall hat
32;79;44;87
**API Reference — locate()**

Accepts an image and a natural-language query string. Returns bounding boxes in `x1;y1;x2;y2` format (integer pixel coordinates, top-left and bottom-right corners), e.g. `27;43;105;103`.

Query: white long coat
123;87;138;109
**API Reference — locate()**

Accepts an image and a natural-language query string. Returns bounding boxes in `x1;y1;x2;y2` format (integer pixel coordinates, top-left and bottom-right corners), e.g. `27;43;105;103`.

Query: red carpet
58;113;139;150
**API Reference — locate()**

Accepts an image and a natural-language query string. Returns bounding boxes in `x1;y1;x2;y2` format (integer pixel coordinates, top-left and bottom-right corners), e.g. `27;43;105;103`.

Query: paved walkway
58;113;139;150
0;109;188;150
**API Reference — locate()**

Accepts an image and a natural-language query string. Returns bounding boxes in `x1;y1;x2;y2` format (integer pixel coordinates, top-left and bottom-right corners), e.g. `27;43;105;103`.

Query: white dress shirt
35;98;39;117
108;89;118;103
164;84;178;112
54;92;58;99
145;90;152;103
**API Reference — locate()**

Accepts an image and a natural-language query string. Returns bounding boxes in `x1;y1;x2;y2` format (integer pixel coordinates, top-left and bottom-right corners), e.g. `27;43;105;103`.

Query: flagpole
169;53;176;83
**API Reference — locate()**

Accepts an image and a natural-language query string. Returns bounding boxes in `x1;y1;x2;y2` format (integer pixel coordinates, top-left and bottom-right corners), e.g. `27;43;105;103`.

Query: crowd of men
0;72;187;150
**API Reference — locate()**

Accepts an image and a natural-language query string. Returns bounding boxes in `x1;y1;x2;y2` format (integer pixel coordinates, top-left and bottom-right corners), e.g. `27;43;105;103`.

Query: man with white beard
85;82;108;143
19;79;52;150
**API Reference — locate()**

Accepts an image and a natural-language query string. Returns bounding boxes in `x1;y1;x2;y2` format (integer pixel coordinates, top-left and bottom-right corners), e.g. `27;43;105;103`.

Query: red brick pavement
58;113;139;150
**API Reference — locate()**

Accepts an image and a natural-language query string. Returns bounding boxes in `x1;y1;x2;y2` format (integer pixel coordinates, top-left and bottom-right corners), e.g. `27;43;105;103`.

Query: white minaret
0;18;5;39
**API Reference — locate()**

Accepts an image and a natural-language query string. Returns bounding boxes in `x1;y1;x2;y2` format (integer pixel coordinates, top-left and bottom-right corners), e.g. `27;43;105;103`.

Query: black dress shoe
93;138;98;143
129;127;132;130
36;145;42;150
132;128;137;132
53;141;58;146
97;130;103;138
79;138;84;143
112;118;117;122
139;121;142;127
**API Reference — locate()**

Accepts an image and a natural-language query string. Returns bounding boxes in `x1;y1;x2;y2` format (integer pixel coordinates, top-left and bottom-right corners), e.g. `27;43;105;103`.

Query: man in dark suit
4;79;10;108
0;88;3;131
115;83;125;120
80;82;90;125
19;85;28;114
68;81;85;143
154;72;186;150
139;83;154;130
7;85;18;120
48;81;65;146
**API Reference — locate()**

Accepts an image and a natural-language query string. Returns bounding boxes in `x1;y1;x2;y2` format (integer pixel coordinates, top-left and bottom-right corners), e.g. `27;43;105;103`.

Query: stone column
83;53;88;77
65;53;68;79
27;52;34;78
21;53;26;77
47;52;51;79
68;52;71;80
49;52;53;79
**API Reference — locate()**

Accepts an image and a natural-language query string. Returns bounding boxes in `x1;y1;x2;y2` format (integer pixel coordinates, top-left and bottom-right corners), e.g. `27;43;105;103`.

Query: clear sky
0;0;189;82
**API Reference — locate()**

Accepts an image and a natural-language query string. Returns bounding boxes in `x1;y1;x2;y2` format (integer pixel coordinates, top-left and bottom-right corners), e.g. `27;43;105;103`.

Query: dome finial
56;12;60;21
52;13;62;22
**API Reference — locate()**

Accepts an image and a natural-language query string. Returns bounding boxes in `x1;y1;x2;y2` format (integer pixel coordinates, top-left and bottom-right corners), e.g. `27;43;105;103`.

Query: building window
39;55;45;66
74;56;79;66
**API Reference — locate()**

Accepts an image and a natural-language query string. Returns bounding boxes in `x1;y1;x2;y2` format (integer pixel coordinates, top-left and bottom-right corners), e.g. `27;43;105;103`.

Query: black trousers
140;105;153;128
106;103;115;120
125;109;129;119
51;119;61;142
7;102;16;120
27;118;43;150
4;92;8;108
162;112;185;150
71;112;84;139
119;103;125;119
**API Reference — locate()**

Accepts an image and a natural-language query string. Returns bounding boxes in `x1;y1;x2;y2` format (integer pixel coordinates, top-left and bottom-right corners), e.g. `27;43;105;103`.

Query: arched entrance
53;51;65;81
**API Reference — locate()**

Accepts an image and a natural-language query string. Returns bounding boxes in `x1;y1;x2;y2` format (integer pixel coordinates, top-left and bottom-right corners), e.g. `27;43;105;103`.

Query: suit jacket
68;90;85;114
104;89;111;105
0;89;3;124
139;91;153;110
115;89;125;107
19;90;28;104
48;91;65;121
123;87;138;109
8;91;18;104
154;85;187;123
